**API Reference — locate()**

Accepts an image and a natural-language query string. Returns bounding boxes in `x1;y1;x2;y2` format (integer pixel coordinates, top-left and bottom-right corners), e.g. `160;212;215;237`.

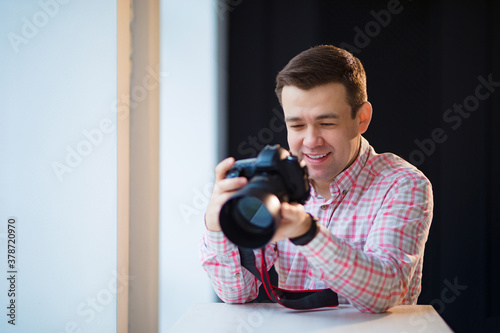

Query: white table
168;303;453;332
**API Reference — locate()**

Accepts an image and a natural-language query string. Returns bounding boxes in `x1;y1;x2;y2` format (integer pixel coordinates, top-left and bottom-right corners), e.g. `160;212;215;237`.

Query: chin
310;168;339;182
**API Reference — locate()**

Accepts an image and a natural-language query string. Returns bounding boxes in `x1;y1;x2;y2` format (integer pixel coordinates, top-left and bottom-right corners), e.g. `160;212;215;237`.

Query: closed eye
288;124;304;129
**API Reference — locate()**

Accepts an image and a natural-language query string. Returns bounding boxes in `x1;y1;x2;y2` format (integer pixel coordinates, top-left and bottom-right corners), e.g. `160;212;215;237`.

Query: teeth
307;153;328;159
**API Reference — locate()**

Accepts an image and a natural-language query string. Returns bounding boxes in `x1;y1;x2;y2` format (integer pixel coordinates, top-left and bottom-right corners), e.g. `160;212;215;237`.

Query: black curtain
222;0;500;331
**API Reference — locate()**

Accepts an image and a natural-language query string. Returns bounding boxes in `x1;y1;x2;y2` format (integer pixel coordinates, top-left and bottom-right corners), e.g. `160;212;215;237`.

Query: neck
344;136;362;172
311;180;332;200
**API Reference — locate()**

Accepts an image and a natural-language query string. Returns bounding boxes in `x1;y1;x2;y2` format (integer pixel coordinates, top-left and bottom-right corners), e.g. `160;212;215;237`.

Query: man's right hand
205;157;248;232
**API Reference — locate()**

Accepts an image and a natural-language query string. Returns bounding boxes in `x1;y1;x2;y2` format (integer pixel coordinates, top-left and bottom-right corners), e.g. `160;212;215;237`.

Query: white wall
0;1;119;332
159;0;219;330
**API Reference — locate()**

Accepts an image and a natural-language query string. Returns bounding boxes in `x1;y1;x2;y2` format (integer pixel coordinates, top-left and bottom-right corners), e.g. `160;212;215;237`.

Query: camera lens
220;188;281;249
237;197;273;230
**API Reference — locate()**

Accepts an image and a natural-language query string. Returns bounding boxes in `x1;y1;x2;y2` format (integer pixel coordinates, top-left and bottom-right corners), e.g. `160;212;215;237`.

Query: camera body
219;145;310;249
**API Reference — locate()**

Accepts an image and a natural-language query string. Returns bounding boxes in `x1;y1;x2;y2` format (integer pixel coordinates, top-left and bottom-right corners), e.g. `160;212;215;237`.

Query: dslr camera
219;145;310;249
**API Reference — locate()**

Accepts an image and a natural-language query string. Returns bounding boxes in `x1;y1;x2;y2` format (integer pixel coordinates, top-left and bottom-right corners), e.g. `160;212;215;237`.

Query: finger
280;202;303;219
216;177;247;193
214;157;235;181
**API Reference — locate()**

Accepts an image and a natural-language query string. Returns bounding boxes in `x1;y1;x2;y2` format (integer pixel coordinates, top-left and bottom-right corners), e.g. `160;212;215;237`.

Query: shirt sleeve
199;228;278;303
297;174;433;313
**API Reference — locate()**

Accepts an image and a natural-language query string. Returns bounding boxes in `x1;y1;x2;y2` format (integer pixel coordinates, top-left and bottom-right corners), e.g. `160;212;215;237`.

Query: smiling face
282;82;372;196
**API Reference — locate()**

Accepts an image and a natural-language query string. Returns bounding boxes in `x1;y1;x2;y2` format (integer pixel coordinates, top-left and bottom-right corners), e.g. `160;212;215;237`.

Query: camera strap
239;247;339;310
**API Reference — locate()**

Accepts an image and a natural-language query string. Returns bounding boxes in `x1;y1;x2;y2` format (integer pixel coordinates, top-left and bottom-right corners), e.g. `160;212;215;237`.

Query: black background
219;0;500;331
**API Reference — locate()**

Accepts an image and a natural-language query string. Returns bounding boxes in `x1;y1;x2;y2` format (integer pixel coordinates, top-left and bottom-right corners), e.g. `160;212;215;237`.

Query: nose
303;127;323;148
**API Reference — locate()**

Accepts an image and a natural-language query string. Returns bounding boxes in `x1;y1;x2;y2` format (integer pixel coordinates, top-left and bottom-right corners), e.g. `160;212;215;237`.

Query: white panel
159;0;218;330
0;1;118;332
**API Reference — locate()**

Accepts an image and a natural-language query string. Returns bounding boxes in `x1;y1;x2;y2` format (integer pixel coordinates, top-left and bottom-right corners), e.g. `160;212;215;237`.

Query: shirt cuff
204;229;238;254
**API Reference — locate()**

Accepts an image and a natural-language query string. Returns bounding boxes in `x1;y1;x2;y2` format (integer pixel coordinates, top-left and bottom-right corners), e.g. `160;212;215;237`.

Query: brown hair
275;45;367;118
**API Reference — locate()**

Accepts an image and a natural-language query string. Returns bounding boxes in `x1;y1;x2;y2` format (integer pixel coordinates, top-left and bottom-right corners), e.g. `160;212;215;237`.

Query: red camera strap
239;247;339;310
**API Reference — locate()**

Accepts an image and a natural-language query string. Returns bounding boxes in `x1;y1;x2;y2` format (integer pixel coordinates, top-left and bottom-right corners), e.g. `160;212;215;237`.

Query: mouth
304;152;331;163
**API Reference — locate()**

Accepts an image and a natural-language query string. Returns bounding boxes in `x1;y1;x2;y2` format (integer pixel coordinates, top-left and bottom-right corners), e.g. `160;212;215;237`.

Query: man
200;45;433;313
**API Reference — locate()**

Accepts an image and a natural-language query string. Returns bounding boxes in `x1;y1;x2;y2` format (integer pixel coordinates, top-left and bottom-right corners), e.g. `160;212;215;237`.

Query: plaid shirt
200;137;433;313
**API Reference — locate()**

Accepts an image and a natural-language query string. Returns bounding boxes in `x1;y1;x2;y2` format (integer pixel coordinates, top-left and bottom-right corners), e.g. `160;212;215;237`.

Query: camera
219;145;310;249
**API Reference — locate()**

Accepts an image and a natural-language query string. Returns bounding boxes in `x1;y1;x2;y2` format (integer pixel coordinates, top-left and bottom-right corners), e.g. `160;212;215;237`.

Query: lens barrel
220;186;281;249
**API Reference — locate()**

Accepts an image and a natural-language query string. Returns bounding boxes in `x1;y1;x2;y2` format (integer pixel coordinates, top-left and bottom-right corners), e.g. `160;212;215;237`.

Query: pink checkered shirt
200;137;433;313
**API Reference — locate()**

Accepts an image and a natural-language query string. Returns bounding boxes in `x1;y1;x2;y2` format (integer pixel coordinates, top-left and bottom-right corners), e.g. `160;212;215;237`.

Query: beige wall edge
129;0;160;332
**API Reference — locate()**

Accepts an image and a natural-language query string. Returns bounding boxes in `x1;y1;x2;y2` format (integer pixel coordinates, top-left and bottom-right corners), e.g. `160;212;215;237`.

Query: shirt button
320;205;328;210
235;272;241;278
342;190;347;196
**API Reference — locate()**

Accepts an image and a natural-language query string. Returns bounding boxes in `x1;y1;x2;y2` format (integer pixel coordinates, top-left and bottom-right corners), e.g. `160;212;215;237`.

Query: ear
357;102;372;134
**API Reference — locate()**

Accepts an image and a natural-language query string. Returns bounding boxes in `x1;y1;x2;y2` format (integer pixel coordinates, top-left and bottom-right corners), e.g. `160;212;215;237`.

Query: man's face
282;82;367;189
